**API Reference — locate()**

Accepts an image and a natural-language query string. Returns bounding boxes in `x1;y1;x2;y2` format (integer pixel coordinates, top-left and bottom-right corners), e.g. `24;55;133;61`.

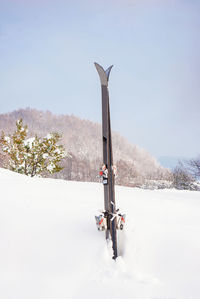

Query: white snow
24;137;36;148
46;133;53;140
42;153;49;159
4;136;10;143
0;168;200;299
46;163;55;172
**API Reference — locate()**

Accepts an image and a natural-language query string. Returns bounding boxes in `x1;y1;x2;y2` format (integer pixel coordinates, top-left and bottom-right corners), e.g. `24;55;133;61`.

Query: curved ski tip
94;62;105;72
94;62;113;73
94;62;108;86
105;65;113;82
94;62;113;85
106;65;113;72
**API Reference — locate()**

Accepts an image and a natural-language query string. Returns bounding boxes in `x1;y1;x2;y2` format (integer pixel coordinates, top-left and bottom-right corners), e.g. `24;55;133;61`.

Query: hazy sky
0;0;199;158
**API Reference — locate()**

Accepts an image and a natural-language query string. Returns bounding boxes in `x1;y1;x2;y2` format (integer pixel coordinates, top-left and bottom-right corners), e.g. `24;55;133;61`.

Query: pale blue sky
0;0;199;158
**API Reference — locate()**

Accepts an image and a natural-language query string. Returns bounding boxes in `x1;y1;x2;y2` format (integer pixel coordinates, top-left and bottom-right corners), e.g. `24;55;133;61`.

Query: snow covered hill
0;108;170;186
1;168;200;299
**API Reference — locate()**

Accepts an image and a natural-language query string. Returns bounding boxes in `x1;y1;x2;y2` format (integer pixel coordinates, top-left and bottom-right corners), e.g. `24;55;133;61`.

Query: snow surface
0;168;200;299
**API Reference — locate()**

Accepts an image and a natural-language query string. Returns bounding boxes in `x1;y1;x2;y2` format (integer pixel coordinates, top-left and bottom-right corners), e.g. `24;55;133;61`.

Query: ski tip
105;65;113;82
94;62;104;71
94;62;113;84
94;62;108;86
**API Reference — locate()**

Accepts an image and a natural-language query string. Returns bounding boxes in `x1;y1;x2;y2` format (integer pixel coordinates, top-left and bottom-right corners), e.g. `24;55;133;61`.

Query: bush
172;164;199;190
0;119;67;177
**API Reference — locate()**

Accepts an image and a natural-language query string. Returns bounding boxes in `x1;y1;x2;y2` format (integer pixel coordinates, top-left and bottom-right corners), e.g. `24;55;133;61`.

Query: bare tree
186;156;200;180
172;163;198;190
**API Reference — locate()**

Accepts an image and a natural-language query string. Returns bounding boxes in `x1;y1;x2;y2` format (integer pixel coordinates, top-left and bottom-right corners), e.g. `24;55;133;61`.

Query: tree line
0;110;199;190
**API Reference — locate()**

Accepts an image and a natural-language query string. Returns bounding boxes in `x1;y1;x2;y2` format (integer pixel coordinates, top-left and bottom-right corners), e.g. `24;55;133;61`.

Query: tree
172;163;198;190
186;156;200;180
0;119;67;177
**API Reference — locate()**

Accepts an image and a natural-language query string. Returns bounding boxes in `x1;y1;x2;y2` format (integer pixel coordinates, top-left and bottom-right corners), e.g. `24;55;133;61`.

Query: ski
94;62;118;259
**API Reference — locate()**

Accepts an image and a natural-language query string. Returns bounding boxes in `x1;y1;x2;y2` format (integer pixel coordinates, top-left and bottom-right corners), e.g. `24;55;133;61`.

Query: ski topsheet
94;62;118;259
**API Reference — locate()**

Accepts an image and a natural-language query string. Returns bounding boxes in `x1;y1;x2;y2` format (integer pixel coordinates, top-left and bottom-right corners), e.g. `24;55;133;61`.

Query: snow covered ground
1;168;200;299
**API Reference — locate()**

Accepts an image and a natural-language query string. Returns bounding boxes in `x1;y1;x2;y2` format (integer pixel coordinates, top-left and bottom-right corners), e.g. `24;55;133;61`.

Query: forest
0;108;188;188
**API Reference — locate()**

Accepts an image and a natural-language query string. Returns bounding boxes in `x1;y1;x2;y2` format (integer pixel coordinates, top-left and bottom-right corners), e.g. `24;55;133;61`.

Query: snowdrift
0;168;200;299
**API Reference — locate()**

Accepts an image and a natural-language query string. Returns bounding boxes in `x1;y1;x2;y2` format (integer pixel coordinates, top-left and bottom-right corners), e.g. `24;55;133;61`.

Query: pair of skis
94;62;118;260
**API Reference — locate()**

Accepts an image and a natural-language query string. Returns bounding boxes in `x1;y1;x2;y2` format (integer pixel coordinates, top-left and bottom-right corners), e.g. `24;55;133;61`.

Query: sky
0;0;200;159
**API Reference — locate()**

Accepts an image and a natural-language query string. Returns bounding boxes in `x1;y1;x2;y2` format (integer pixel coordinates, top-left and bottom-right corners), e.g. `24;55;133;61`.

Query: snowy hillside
0;108;170;186
1;168;200;299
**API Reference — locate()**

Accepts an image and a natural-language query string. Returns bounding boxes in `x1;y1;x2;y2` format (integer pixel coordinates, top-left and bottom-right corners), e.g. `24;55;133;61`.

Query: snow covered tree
186;156;200;180
0;119;67;177
172;163;198;190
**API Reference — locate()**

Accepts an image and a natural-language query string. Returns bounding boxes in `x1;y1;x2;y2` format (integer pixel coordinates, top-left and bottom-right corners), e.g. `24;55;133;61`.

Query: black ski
94;62;118;259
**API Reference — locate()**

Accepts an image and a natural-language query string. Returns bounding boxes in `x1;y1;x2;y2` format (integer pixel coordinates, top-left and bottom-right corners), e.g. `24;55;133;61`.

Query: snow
24;137;35;148
46;163;55;172
0;168;200;299
4;136;10;143
46;133;53;140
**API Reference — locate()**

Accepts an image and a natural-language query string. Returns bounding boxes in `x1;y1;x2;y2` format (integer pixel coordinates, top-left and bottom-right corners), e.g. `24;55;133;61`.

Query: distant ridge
0;108;171;186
